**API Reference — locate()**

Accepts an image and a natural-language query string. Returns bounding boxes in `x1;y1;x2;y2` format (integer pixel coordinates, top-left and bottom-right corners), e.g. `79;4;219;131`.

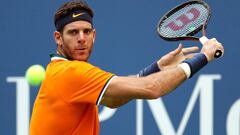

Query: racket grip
199;36;223;58
199;36;209;45
214;49;223;58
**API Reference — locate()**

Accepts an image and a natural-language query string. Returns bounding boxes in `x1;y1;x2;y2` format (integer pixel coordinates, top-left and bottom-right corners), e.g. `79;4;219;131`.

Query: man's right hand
201;38;224;62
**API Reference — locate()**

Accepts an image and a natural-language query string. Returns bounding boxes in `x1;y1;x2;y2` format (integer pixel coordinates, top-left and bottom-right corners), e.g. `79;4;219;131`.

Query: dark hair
54;0;94;32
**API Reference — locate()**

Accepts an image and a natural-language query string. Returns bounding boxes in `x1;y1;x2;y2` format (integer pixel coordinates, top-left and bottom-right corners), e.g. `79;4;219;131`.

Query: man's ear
54;31;63;46
92;29;96;43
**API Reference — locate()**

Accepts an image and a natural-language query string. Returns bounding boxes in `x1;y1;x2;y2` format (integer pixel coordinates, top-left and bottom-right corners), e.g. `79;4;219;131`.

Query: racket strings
159;3;209;38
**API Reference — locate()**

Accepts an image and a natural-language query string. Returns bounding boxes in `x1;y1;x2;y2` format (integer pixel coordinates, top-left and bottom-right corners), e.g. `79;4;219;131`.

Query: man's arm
101;38;224;108
101;66;186;108
100;44;198;108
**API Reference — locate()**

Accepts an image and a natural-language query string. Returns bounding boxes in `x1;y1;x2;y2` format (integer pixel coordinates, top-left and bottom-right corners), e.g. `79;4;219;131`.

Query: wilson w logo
166;8;200;31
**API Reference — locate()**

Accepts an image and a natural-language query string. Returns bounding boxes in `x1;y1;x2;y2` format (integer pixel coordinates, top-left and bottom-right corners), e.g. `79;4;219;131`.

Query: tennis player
29;0;224;135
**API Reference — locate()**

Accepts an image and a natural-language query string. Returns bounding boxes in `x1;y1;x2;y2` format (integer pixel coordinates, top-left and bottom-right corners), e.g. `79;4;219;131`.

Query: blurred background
0;0;239;135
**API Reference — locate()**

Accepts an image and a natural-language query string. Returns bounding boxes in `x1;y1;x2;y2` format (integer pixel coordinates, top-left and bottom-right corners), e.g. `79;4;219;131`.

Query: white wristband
178;63;191;79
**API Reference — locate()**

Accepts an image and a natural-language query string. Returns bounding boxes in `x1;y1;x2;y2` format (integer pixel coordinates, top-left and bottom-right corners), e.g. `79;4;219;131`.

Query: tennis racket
157;0;222;58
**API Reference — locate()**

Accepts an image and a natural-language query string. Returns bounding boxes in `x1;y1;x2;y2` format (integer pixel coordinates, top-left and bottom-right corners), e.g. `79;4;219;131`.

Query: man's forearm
144;66;187;97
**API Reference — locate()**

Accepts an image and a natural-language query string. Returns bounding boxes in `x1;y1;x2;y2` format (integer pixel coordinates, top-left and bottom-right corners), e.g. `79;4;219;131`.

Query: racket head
157;0;211;41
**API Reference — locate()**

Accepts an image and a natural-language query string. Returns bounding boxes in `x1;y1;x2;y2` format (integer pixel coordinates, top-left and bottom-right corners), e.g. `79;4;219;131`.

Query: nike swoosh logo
72;13;85;18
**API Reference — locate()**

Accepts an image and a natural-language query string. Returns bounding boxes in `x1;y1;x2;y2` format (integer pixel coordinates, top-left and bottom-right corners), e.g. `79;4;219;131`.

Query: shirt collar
49;53;68;61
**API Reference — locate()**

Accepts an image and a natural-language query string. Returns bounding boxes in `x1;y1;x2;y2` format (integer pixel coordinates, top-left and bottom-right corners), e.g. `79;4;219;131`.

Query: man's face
54;21;96;61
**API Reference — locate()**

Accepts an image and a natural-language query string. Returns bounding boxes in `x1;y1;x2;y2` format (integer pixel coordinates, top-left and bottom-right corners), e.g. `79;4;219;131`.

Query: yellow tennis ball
25;64;45;86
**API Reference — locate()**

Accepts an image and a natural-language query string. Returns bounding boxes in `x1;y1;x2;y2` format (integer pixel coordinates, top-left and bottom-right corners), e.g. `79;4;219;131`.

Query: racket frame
157;0;211;41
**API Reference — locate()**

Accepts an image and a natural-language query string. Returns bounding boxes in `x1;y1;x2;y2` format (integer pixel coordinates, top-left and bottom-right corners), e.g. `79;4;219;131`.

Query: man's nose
78;31;86;42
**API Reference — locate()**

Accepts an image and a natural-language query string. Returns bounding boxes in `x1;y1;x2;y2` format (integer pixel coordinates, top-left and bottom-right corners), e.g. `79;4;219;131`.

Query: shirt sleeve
56;61;115;105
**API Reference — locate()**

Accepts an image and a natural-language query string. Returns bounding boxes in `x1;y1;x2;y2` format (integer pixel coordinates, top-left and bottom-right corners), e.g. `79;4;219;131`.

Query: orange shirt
30;55;115;135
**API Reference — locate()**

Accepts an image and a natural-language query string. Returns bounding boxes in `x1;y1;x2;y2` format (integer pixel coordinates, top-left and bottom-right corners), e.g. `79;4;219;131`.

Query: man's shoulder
48;60;96;74
50;60;94;68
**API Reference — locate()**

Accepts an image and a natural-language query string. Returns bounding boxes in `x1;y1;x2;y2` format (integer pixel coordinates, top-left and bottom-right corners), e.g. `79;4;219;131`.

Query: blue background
0;0;239;135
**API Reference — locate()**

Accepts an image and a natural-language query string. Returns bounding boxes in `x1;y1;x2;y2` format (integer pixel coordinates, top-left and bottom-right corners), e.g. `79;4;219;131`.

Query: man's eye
83;28;93;34
69;30;78;35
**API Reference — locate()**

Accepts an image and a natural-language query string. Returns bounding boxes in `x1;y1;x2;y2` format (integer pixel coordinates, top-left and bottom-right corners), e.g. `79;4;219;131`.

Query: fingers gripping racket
157;0;222;58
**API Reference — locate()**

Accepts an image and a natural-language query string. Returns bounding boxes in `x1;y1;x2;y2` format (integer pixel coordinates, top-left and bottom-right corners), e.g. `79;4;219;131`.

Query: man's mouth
76;47;87;50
